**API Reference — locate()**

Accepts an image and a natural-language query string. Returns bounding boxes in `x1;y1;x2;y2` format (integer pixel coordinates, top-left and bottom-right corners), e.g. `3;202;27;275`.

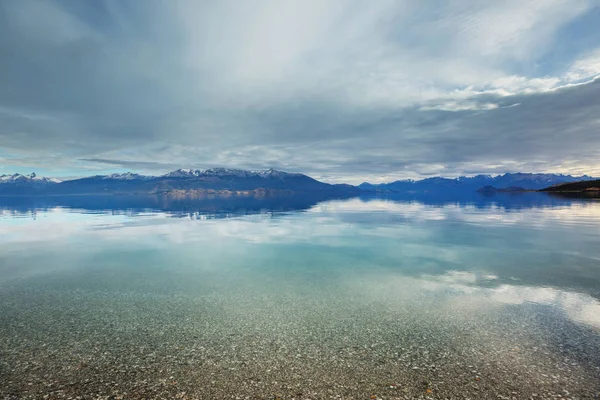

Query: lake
1;194;600;399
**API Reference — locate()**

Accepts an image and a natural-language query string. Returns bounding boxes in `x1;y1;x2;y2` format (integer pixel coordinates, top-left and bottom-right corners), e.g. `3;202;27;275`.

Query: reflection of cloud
421;271;600;329
312;198;600;227
2;202;600;331
0;208;347;246
3;199;600;246
494;285;600;329
0;209;171;244
421;270;499;285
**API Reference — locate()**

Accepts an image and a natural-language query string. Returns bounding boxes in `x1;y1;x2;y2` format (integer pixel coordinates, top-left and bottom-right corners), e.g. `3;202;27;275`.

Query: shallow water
1;195;600;399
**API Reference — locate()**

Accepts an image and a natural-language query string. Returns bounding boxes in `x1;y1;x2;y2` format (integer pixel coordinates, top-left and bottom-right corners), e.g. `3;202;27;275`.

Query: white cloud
167;0;595;108
447;0;592;61
420;101;499;112
565;48;600;82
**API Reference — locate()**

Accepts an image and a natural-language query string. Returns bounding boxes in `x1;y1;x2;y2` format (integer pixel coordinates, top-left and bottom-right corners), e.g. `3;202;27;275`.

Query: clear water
1;195;600;399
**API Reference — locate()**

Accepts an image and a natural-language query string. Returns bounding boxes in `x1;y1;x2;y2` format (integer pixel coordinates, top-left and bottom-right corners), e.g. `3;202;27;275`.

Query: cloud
565;48;600;82
79;158;179;171
0;0;599;182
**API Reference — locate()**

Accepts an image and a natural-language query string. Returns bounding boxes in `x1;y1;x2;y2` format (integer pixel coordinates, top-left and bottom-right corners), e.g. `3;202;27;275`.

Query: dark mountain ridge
540;179;600;193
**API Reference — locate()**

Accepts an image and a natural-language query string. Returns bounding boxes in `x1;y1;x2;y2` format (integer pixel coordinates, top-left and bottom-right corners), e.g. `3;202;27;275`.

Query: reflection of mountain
359;191;595;210
0;190;595;218
0;193;355;217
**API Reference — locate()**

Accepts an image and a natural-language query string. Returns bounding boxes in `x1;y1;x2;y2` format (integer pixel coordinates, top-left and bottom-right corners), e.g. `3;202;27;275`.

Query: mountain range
0;169;597;196
0;172;60;185
359;173;597;194
0;168;358;196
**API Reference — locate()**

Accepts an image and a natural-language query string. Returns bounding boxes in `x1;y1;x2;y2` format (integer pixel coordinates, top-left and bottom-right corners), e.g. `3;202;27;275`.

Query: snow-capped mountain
163;169;202;178
0;173;61;195
0;173;61;184
102;172;153;180
1;167;356;196
162;168;301;179
201;168;252;177
1;169;595;197
254;168;302;178
359;173;598;193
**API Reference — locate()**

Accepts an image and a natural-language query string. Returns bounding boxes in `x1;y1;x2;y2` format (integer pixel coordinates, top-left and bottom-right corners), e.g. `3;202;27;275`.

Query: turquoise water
1;196;600;399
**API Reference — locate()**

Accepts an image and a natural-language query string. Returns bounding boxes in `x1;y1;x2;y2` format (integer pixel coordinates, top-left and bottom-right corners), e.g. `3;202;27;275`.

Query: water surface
1;195;600;399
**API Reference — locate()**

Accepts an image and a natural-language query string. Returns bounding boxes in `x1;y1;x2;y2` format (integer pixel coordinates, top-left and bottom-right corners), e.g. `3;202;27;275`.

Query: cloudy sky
1;0;599;183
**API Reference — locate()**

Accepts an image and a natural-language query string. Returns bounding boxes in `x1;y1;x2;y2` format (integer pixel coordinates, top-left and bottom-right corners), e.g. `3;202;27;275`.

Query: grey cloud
0;0;599;182
78;158;179;171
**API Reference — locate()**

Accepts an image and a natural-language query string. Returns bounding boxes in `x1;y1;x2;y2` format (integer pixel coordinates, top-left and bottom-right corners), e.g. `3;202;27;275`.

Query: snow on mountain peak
103;172;150;180
163;169;202;177
255;168;295;178
0;173;61;184
202;168;246;176
163;168;297;178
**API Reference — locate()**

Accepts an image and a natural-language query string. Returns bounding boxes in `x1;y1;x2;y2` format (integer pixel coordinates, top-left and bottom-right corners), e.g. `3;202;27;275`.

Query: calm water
1;195;600;399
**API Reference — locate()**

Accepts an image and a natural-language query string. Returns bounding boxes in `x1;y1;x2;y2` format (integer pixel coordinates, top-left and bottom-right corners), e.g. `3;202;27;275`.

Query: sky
1;0;600;184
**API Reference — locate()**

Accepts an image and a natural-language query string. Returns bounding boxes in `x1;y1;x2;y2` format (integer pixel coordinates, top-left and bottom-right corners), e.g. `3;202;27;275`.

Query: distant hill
360;173;597;194
0;169;359;196
540;179;600;192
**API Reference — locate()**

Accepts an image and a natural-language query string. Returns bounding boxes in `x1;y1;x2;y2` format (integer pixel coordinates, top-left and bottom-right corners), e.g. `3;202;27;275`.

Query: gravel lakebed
1;280;600;400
